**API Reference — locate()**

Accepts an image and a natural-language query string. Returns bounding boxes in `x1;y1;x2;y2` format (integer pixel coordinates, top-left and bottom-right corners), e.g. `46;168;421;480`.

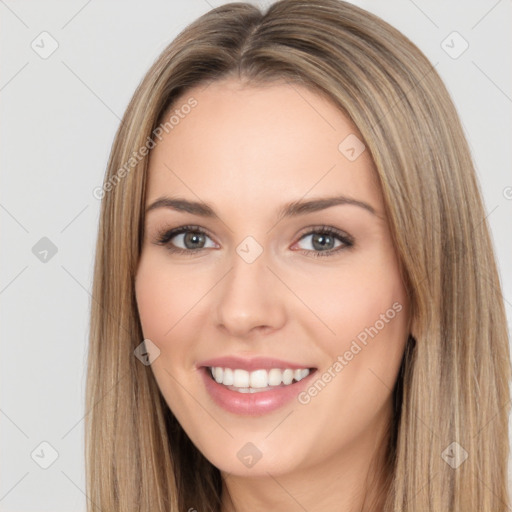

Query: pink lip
197;357;317;416
198;355;314;372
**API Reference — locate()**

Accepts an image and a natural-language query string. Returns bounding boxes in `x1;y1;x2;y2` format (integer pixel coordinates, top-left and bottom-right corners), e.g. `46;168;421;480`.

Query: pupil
313;234;333;251
185;232;204;249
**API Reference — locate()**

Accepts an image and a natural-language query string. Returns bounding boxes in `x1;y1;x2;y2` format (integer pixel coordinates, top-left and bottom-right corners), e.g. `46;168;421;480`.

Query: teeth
282;369;293;385
223;368;234;386
233;369;250;387
213;367;223;383
249;369;268;388
268;368;282;386
209;366;311;390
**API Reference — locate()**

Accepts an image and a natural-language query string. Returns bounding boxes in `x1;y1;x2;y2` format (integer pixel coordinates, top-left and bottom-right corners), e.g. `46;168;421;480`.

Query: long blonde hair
85;1;511;510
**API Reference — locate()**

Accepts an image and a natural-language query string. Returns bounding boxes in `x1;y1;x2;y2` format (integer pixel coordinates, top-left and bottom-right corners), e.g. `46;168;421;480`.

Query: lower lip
200;367;316;416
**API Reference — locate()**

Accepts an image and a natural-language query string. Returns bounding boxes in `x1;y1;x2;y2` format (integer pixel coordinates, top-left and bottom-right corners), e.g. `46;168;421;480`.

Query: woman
85;1;511;510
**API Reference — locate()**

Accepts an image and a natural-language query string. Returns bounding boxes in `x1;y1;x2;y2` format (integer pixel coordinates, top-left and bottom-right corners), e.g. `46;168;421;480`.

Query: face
135;78;410;478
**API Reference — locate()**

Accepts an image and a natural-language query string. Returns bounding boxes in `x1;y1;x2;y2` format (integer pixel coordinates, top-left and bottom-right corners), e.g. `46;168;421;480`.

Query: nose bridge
214;239;285;336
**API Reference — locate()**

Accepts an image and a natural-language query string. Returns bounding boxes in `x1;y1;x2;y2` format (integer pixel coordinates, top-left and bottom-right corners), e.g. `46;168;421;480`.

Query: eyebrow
145;195;378;219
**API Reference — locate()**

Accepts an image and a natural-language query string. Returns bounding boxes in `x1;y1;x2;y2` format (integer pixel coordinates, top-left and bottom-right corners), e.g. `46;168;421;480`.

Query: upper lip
198;356;315;372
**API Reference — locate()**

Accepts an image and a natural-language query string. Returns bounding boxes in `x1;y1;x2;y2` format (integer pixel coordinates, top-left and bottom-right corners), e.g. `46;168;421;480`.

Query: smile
208;366;311;393
198;356;317;415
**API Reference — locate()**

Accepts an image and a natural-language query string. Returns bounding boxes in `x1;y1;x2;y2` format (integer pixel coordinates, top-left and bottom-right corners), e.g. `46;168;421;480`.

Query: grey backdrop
1;1;511;510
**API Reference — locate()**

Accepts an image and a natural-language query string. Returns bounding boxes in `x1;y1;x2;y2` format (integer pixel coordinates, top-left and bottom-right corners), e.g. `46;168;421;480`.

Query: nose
214;247;286;339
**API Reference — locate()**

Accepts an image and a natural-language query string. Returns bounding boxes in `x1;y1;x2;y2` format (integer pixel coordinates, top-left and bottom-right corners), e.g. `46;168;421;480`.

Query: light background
1;0;511;510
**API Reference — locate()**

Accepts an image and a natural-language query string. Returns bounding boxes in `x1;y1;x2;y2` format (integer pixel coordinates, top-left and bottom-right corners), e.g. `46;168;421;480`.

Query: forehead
145;78;382;216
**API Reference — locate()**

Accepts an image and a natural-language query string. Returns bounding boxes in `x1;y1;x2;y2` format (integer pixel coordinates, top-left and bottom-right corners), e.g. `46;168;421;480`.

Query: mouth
198;357;318;415
206;366;315;393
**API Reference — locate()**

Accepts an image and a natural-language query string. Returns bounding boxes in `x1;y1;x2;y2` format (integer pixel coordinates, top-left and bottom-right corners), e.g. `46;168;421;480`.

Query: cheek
135;272;170;342
288;257;408;457
134;255;203;412
294;248;409;388
135;254;200;343
295;258;406;345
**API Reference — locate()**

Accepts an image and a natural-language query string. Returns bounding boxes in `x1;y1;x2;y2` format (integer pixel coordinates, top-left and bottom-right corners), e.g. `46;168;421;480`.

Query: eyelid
296;225;354;245
291;225;354;257
153;224;218;248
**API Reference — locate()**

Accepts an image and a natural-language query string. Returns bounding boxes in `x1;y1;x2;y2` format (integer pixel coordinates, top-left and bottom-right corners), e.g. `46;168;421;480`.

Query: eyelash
153;224;354;258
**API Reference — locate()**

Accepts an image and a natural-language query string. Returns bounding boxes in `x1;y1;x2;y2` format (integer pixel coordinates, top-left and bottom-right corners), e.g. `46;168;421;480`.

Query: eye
153;224;354;258
154;225;217;255
293;226;354;258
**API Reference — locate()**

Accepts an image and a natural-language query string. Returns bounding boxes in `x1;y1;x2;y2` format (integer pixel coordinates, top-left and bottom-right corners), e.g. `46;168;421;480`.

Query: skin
135;78;411;512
